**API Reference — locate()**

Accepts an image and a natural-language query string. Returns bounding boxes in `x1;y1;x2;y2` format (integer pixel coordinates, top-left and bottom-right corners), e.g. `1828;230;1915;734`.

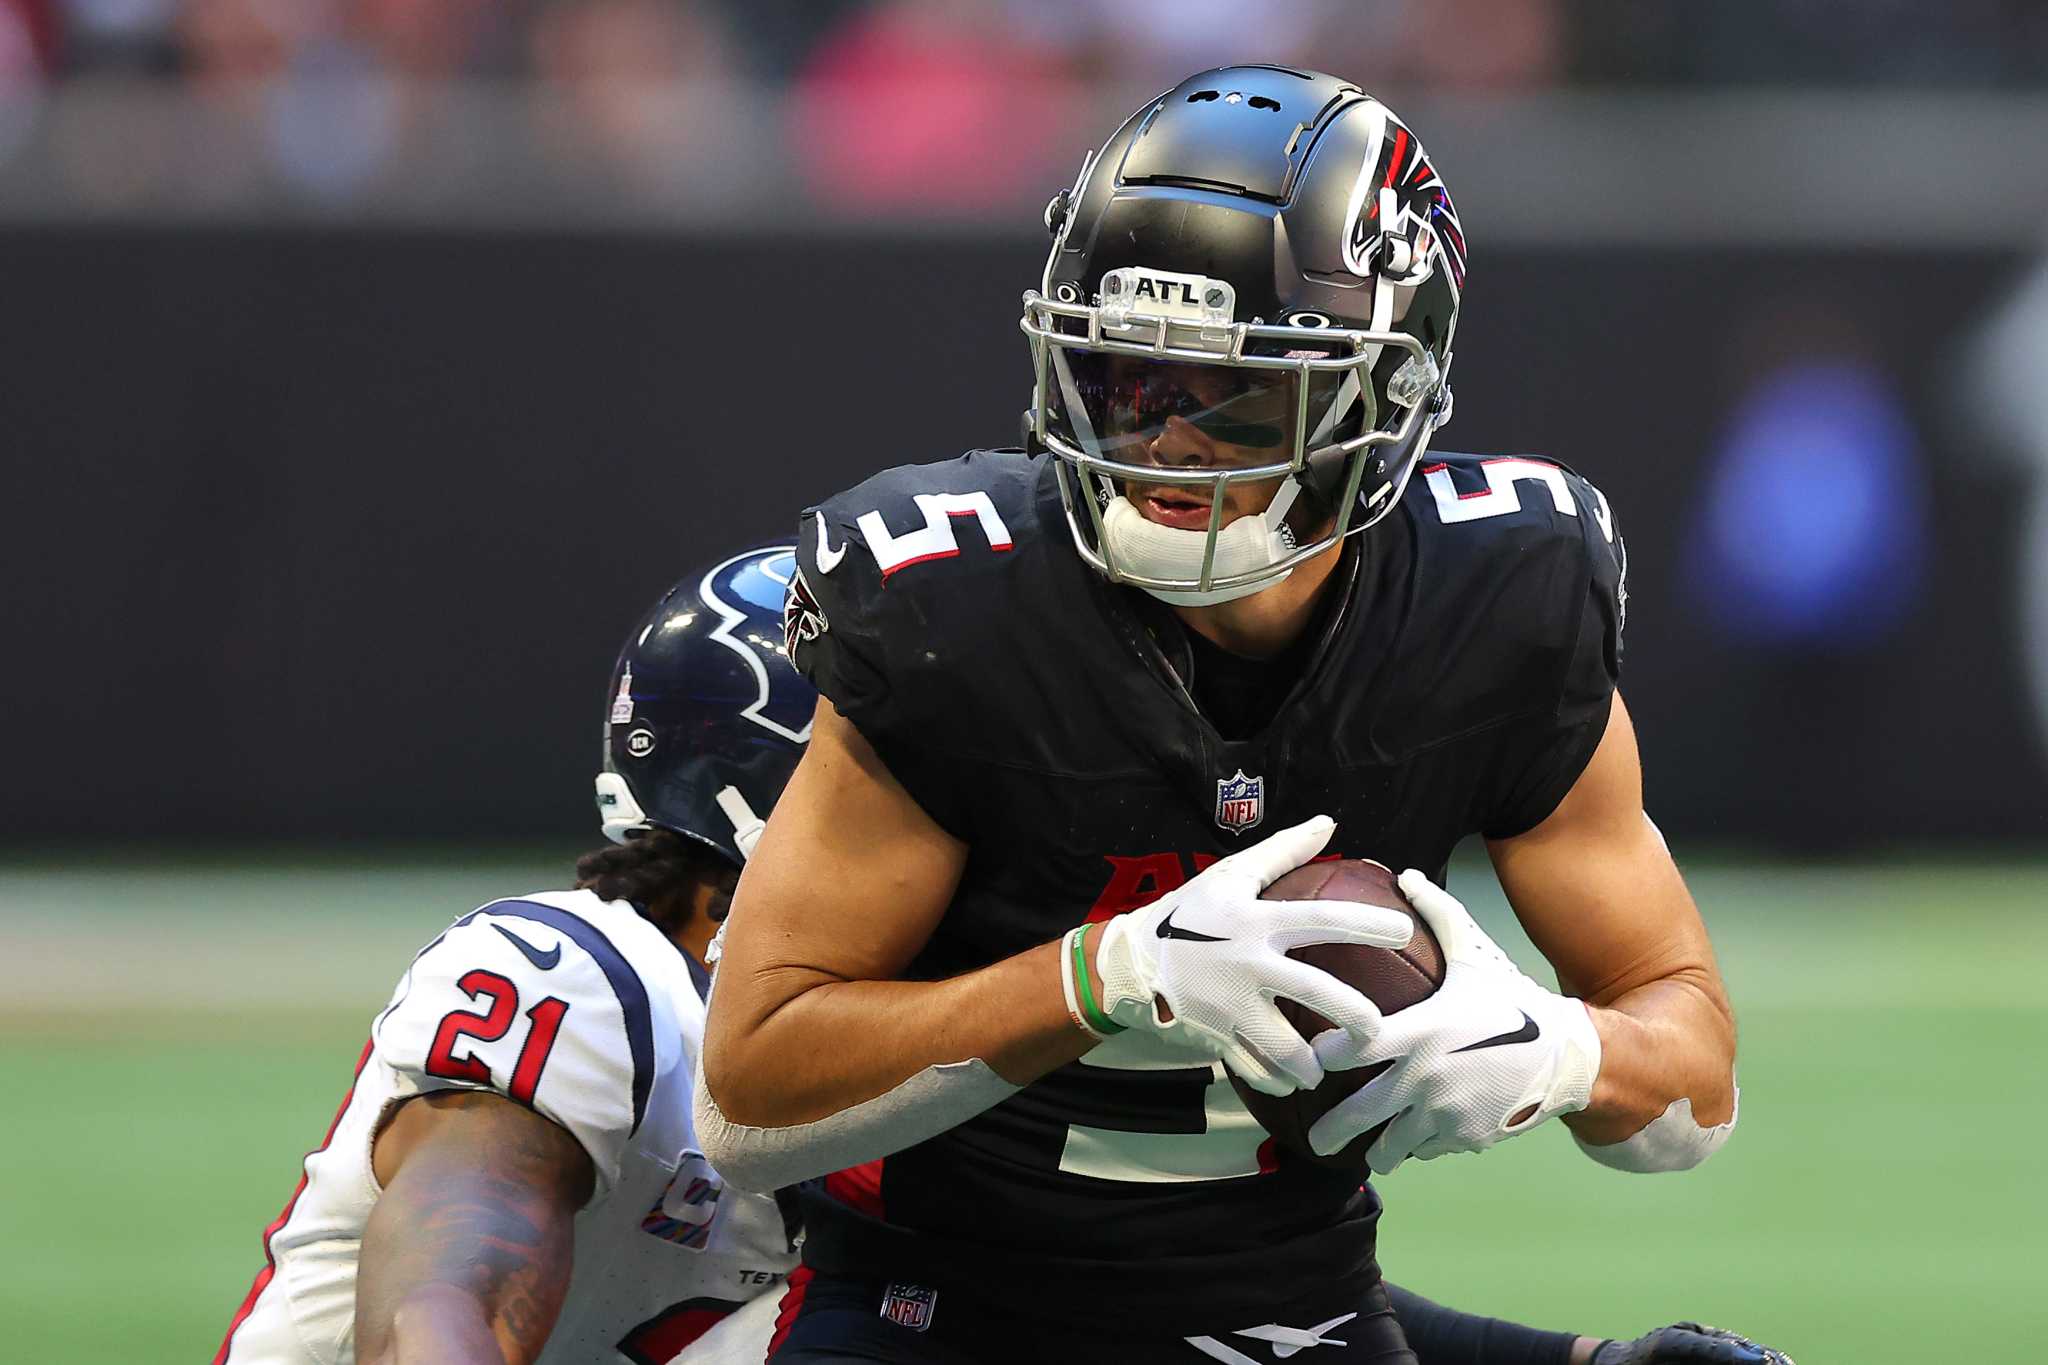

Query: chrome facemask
1020;269;1449;602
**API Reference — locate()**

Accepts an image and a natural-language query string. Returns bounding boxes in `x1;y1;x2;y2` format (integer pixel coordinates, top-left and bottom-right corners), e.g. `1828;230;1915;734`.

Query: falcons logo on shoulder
783;567;828;658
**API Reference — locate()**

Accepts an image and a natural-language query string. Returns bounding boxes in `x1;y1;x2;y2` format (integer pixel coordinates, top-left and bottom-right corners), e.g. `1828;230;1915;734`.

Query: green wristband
1071;928;1126;1036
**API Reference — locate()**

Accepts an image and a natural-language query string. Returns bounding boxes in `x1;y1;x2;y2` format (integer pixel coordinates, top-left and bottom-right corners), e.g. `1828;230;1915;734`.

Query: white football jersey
214;889;795;1365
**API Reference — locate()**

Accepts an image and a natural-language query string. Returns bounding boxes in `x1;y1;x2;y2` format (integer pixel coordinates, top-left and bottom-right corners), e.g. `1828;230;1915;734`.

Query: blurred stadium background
3;1;2046;1361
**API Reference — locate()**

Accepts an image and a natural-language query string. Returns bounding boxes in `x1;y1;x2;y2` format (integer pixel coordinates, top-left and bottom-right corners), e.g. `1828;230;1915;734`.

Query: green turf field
2;852;2042;1362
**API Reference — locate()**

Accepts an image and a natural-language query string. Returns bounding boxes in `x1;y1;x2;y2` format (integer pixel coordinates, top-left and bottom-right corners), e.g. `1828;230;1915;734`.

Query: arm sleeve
1383;1282;1579;1365
373;910;647;1197
1481;476;1627;839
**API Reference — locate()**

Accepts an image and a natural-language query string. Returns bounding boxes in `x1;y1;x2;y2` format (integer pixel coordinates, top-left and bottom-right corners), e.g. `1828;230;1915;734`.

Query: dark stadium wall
4;228;2040;848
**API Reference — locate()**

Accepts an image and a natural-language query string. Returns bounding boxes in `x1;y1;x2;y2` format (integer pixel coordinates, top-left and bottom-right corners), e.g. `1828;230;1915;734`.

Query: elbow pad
1575;1085;1738;1173
693;1050;1019;1193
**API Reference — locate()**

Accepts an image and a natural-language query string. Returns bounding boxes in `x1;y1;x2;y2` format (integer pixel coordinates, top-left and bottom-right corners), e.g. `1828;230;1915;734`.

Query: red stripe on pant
211;1038;375;1364
822;1158;884;1217
768;1160;884;1356
766;1263;816;1358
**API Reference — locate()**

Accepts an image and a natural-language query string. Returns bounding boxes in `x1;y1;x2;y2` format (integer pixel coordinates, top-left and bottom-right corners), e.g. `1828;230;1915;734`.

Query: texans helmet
1021;65;1463;605
595;545;815;866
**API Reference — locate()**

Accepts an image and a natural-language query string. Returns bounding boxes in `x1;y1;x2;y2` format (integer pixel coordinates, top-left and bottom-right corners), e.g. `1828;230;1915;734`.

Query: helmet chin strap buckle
594;771;651;846
715;785;766;862
1386;352;1442;410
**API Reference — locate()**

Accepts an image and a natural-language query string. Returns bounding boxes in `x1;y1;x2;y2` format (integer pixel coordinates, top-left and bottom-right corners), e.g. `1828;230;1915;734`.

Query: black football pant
768;1268;1418;1364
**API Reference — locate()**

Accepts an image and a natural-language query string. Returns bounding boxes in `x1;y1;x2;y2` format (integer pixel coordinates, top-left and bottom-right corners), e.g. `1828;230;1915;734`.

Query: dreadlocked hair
574;827;738;938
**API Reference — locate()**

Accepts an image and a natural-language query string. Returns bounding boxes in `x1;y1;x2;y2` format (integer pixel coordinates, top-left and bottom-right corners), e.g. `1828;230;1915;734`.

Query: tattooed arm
356;1090;595;1365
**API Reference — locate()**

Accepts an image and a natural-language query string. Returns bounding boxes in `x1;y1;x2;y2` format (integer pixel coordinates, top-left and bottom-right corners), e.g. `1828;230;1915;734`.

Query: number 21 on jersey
424;969;571;1105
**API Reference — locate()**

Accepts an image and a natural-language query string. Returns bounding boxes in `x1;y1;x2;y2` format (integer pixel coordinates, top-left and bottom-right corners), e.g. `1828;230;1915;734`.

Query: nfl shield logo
1215;770;1265;835
879;1282;937;1332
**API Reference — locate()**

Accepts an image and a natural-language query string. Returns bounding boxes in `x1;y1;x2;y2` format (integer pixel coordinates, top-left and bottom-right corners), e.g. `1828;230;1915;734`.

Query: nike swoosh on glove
1594;1322;1796;1365
1092;816;1416;1097
1305;868;1602;1172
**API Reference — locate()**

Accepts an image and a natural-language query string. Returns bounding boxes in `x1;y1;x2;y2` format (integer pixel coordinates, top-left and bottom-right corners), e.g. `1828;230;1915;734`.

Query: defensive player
211;549;805;1365
703;68;1743;1361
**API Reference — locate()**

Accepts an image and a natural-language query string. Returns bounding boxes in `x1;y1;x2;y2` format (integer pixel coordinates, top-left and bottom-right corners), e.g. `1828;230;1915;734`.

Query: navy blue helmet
595;545;815;867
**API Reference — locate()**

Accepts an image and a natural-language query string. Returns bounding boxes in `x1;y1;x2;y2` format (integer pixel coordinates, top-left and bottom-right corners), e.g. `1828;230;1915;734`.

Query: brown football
1230;859;1445;1172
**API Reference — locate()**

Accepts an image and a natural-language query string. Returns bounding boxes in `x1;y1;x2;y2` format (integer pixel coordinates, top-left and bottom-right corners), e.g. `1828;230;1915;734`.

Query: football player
702;67;1744;1362
216;543;1784;1365
211;548;805;1365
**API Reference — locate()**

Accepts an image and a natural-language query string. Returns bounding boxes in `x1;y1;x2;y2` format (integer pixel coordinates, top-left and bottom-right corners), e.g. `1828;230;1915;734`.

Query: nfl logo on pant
879;1283;937;1332
1215;769;1265;835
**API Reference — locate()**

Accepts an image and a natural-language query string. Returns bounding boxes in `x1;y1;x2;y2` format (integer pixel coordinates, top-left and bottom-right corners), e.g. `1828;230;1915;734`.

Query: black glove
1592;1322;1795;1365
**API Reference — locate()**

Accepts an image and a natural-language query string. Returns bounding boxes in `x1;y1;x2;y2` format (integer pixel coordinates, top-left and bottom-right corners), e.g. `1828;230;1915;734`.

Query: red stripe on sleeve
211;1038;376;1365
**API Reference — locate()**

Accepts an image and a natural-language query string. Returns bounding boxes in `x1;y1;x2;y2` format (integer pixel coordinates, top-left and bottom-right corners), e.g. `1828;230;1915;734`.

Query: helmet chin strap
1101;481;1300;607
715;785;766;861
595;771;650;845
593;771;766;862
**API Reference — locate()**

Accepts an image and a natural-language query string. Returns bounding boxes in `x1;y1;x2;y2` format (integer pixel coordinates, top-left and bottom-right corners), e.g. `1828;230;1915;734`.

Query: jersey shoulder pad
1387;452;1625;736
373;890;691;1195
803;448;1042;592
787;449;1054;734
1406;452;1620;559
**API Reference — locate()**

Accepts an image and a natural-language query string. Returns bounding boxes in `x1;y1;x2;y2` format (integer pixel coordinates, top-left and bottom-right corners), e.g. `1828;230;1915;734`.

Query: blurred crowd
3;0;2046;212
9;0;2048;92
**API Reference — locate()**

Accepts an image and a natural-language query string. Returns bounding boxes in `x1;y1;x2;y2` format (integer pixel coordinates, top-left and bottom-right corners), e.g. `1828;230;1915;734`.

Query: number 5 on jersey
821;492;1014;581
425;969;572;1106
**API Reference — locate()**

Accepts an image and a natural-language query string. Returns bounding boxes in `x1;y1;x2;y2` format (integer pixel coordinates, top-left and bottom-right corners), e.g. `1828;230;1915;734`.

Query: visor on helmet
1044;350;1370;466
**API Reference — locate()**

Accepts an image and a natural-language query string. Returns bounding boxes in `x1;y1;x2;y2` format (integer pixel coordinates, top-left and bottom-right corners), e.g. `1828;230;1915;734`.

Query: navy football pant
768;1268;1418;1363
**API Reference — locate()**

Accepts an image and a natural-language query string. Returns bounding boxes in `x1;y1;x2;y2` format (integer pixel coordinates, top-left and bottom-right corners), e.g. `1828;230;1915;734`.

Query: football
1230;859;1445;1171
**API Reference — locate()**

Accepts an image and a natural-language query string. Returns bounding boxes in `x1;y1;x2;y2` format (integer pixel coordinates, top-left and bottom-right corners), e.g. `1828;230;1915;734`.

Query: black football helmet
595;545;814;866
1021;66;1463;604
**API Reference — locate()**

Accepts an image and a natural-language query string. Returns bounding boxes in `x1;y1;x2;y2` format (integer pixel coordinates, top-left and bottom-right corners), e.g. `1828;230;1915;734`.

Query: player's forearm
358;1195;572;1365
704;935;1093;1129
1383;1280;1589;1365
358;1104;583;1365
368;1284;507;1365
1566;968;1735;1144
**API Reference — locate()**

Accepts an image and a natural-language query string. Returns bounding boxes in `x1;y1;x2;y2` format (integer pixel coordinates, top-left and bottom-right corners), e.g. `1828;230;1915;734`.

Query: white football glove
1307;869;1602;1172
1092;816;1417;1097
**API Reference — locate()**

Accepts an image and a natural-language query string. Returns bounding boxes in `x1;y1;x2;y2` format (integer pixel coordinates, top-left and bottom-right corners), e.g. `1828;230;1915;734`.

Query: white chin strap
594;771;650;845
714;785;766;861
1100;488;1297;607
593;772;766;863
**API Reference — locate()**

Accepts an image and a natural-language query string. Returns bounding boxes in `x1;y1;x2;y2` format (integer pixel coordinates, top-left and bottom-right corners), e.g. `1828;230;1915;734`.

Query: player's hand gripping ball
1091;817;1418;1096
1304;869;1605;1173
1226;859;1445;1172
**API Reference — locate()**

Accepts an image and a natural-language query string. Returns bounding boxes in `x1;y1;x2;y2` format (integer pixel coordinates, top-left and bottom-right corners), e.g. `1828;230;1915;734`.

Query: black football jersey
784;448;1624;1331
